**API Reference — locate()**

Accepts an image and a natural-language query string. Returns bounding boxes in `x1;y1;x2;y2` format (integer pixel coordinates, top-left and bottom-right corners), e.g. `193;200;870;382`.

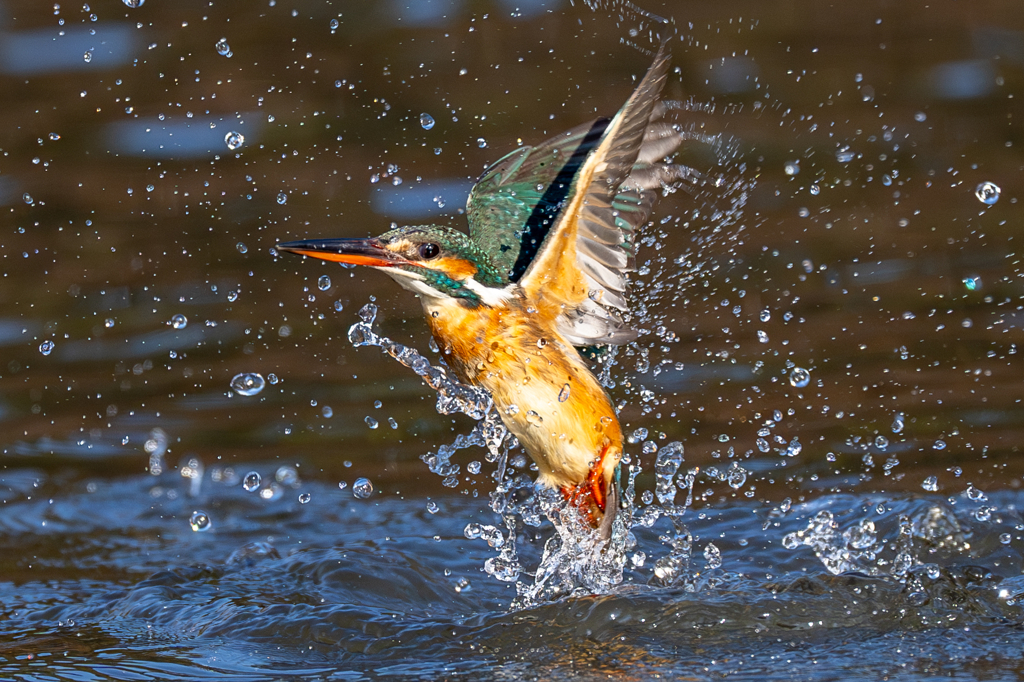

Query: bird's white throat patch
378;267;445;301
463;277;515;307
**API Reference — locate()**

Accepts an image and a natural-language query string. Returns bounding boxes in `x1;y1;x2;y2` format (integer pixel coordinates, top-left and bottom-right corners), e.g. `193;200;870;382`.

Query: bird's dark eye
419;243;440;259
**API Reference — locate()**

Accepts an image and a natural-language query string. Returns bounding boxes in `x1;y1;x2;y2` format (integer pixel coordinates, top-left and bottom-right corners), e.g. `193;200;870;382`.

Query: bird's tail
596;467;621;541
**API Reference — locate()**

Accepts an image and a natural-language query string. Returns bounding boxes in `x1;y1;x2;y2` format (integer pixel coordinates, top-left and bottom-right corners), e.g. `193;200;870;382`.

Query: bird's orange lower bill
287;249;396;268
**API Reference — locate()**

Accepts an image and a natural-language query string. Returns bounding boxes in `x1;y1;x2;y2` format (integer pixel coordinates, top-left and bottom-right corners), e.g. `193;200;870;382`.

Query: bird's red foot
560;442;615;527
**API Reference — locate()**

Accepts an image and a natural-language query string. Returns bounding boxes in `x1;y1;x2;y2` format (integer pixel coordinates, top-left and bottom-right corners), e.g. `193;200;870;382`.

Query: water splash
348;304;491;420
346;300;703;605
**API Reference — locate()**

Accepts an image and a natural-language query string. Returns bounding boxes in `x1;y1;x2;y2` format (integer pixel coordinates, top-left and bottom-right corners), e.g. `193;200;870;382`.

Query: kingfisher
278;41;688;539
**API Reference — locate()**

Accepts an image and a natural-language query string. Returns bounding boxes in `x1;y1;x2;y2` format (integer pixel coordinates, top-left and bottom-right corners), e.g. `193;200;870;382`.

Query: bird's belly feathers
424;298;621;489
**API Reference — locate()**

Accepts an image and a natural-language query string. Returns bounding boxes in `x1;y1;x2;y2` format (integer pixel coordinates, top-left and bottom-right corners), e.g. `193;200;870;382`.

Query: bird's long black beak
276;238;405;268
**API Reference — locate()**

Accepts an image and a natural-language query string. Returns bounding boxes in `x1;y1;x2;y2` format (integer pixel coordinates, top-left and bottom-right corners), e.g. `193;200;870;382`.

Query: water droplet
932;439;946;450
227;290;238;302
267;373;279;385
365;416;378;429
83;50;93;63
914;111;927;122
426;500;439;514
921;475;938;492
38;340;54;356
809;184;820;195
322;405;333;418
318;275;331;291
230;372;265;396
759;309;771;322
557;383;570;403
433;147;442;155
975;181;1000;205
189;510;211;532
891;412;905;433
276;192;287;204
467;461;481;474
419;113;435;130
1000;533;1012;545
236;242;248;254
784;160;800;175
224;131;244;150
477;137;487;148
170;314;187;329
49;133;60;141
726;463;747;489
966;485;986;502
298;492;311;504
875;435;889;449
353;477;373;499
835;148;855;163
338;480;348;490
215;37;231;57
789;367;810;388
23;193;33;205
329;18;339;29
757;330;769;343
704;542;722;569
962;275;981;291
276;465;298;486
654;442;684;505
388;417;397;429
242;471;261;491
123;0;144;6
626;427;648;445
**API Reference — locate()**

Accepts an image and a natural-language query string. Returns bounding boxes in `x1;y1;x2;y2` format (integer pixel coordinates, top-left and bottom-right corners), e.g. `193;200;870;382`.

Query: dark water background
2;0;1024;679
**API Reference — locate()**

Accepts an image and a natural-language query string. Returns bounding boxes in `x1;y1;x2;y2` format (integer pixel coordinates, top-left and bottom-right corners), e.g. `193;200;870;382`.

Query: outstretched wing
514;40;687;346
465;118;611;282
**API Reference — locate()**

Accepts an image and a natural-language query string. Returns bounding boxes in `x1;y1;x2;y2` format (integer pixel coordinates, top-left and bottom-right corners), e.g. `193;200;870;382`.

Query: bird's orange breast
423;297;622;491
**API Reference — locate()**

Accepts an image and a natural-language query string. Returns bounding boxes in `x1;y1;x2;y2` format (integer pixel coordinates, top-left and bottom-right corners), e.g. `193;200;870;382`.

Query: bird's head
278;225;508;305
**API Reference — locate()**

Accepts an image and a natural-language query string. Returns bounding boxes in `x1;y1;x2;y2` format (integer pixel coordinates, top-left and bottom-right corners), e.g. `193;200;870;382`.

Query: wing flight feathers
519;40;681;346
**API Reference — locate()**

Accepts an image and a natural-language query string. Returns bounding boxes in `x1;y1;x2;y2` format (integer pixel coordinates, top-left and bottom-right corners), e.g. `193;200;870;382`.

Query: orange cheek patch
429;257;477;279
291;250;398;267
